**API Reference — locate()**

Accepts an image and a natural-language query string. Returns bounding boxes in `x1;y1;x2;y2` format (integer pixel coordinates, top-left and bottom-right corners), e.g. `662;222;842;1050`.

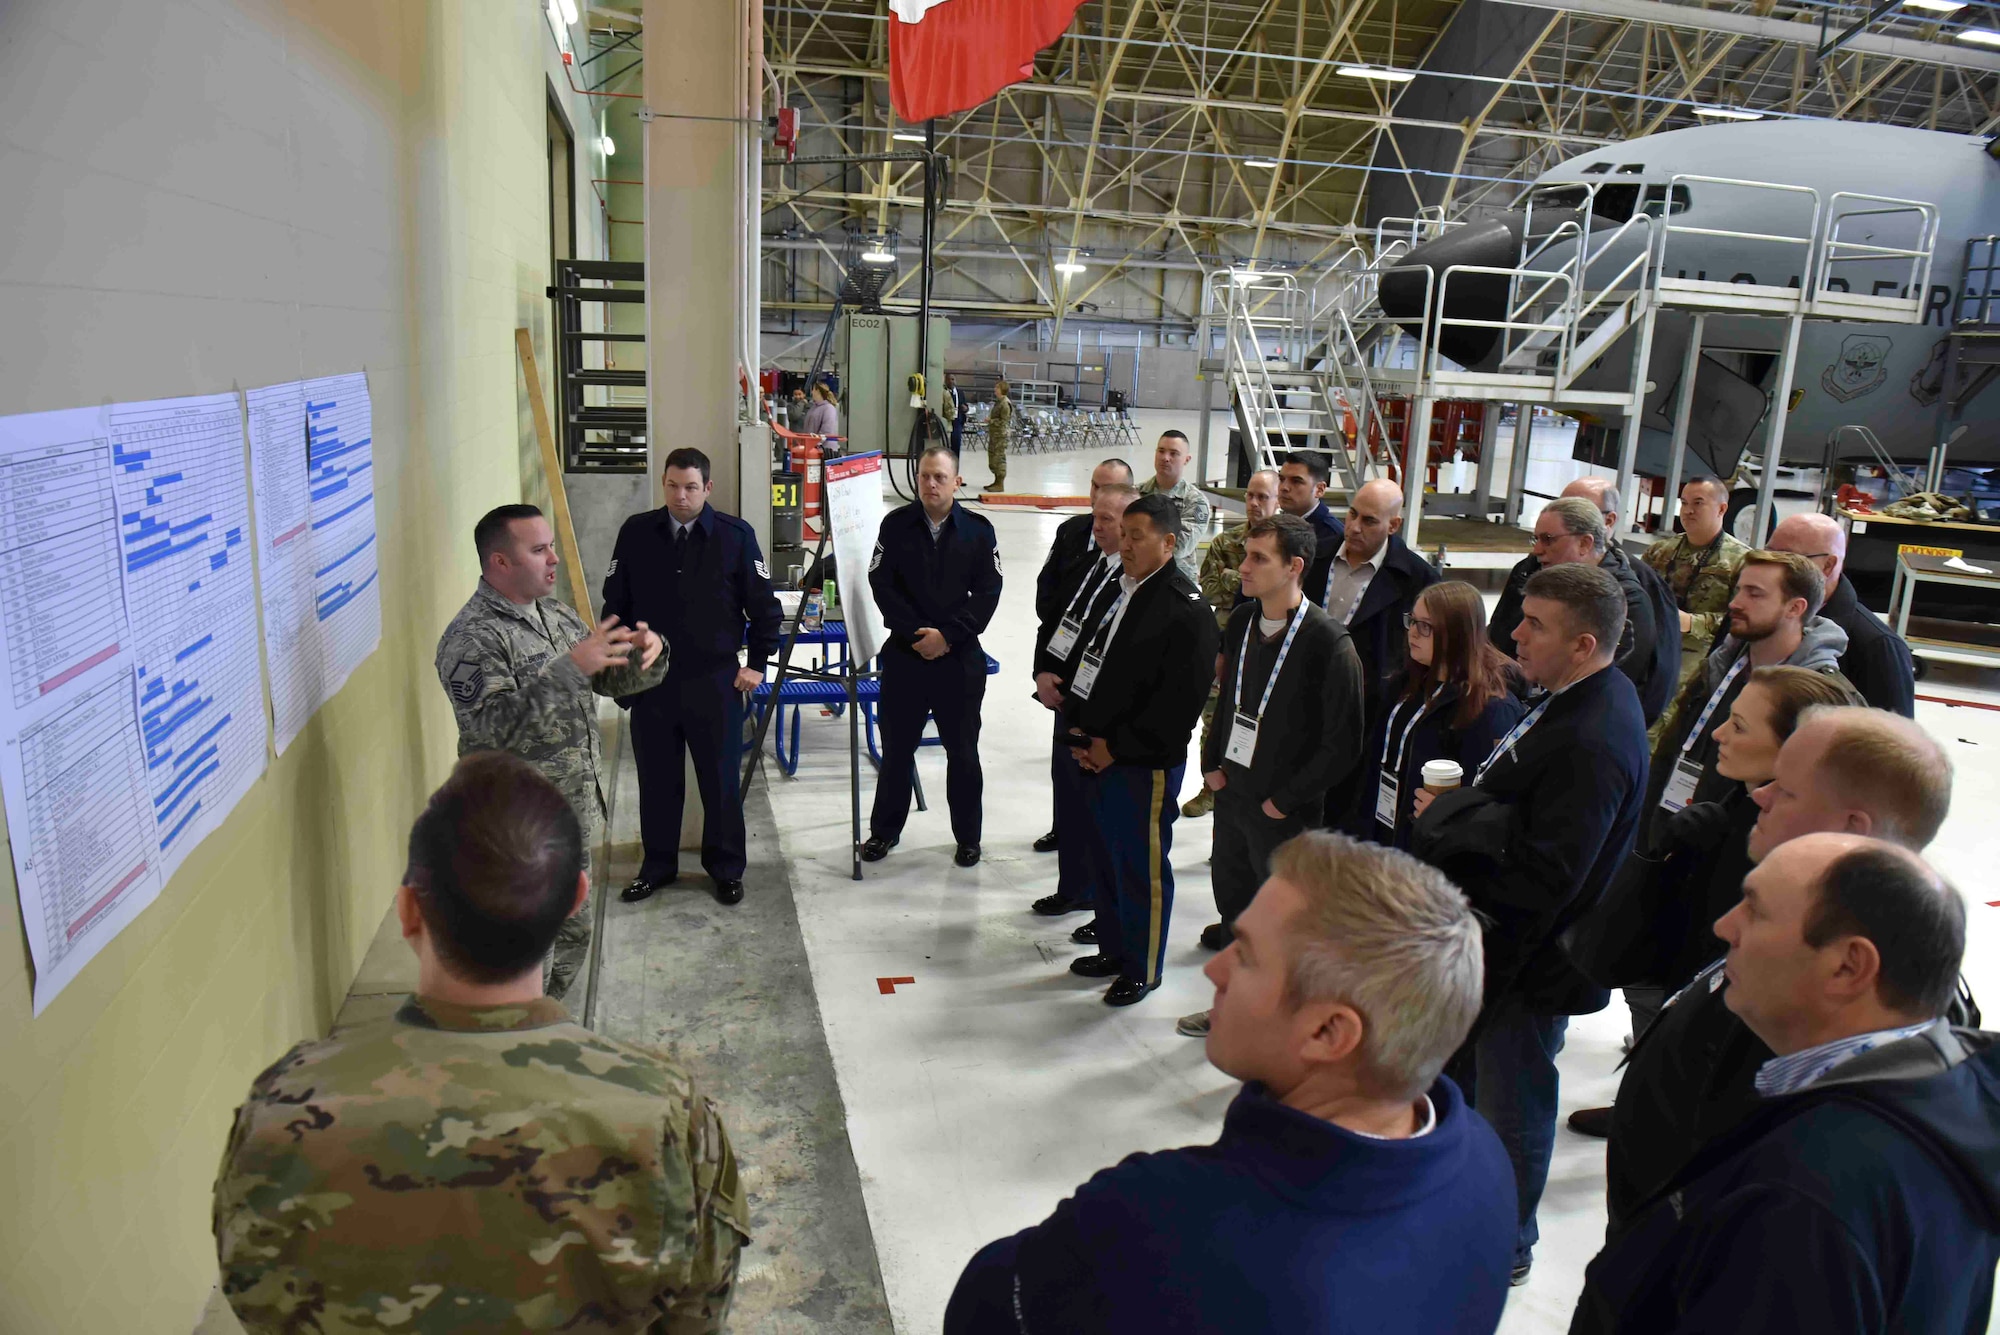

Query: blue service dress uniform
867;500;1003;847
601;503;781;886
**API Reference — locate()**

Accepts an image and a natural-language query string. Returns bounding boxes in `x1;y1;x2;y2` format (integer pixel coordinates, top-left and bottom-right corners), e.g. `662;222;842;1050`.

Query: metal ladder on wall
549;258;647;472
1213;273;1370;492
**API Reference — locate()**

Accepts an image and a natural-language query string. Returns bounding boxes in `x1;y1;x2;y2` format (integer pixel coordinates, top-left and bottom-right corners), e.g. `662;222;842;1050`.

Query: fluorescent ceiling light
1245;158;1281;168
1055;262;1087;275
599;135;615;156
1955;26;2000;42
1693;105;1764;120
1336;65;1414;82
892;131;926;142
556;0;579;24
861;249;896;264
1904;0;1966;11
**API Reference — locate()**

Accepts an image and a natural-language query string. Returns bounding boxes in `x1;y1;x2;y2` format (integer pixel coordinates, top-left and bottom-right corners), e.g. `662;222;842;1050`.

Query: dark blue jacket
1034;512;1098;631
600;504;782;681
868;500;1002;662
1432;663;1648;1014
1332;534;1441;726
1822;574;1917;717
945;1079;1516;1335
1300;500;1347;606
1356;676;1524;851
1575;1028;2000;1335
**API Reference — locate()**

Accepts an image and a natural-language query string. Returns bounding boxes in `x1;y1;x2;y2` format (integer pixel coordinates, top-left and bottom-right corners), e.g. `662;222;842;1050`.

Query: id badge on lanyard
1224;604;1306;770
1046;618;1083;659
1072;651;1104;698
1659;755;1703;814
1225;712;1259;765
1374;690;1433;829
1661;656;1747;814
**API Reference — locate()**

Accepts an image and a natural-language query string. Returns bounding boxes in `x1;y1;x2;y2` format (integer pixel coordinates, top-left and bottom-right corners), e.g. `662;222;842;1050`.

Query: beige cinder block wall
0;2;610;1329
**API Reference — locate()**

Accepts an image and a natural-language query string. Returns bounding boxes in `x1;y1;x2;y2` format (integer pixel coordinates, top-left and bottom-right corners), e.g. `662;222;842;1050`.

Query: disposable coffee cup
1421;760;1463;795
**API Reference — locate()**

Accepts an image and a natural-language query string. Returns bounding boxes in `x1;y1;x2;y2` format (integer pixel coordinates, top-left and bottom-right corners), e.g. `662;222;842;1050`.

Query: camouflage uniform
213;995;750;1334
433;581;666;998
1642;531;1750;745
1138;475;1215;585
1183;524;1249;817
986;393;1013;490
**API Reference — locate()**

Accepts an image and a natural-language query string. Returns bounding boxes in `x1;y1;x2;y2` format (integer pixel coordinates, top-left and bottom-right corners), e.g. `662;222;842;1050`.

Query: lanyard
1084;586;1130;656
1063;556;1118;622
1681;654;1749;756
1475;696;1551;784
1380;684;1447;776
1232;602;1307;723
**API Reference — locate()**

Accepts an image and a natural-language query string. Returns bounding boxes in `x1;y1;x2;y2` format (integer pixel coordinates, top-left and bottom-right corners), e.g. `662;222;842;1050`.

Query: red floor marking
1987;901;2000;908
970;494;1089;510
876;976;915;995
1917;694;2000;712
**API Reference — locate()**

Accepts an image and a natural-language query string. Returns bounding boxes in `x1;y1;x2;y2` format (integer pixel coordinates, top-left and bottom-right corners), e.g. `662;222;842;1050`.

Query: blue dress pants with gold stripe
1083;762;1182;986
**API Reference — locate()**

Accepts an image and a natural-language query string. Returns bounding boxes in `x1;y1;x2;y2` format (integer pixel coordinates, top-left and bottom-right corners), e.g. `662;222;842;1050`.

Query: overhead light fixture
599;134;616;157
892;131;926;142
1336;65;1415;83
1055;261;1087;275
1245;158;1281;168
1955;25;2000;41
1905;0;1966;11
861;249;896;264
556;0;579;24
1693;105;1764;120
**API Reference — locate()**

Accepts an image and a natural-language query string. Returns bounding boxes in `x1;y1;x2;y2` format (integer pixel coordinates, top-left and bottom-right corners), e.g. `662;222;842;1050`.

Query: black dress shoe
1033;830;1059;853
1567;1106;1613;1138
1104;977;1161;1007
1071;920;1099;944
1031;894;1092;916
1510;1258;1533;1287
619;873;676;904
1068;953;1124;978
860;836;898;862
954;844;981;867
1198;922;1232;951
712;879;744;906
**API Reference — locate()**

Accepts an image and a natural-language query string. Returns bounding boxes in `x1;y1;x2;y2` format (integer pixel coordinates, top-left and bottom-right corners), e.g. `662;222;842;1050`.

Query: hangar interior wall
0;2;606;1328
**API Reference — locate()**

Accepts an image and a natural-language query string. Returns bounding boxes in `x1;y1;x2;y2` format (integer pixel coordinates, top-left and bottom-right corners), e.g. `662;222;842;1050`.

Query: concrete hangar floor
210;419;2000;1335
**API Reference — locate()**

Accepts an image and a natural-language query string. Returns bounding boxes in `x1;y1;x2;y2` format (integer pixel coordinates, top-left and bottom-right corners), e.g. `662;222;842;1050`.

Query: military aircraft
1378;119;2000;494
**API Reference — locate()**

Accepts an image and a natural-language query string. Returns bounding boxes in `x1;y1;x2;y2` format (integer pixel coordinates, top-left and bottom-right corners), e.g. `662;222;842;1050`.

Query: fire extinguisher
789;435;823;541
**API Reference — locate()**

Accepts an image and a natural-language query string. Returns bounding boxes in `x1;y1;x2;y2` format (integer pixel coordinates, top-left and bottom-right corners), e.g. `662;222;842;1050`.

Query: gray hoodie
1644;615;1858;840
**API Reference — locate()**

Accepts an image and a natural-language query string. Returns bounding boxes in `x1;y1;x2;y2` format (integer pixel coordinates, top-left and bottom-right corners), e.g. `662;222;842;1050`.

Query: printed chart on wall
247;373;381;753
0;394;268;1013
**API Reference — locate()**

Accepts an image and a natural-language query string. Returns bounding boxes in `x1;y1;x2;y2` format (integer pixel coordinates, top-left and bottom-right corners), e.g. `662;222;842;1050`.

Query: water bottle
800;587;824;633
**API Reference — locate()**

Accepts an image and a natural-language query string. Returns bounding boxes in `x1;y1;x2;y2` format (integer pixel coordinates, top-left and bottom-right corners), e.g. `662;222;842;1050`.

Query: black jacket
1298;501;1346;606
1578;1026;2000;1335
1334;534;1441;727
1489;549;1679;726
1064;565;1219;770
600;504;782;680
868;501;1003;661
1605;544;1681;724
1200;600;1365;814
1034;512;1099;631
1821;574;1917;717
1034;550;1121;675
1418;664;1649;1013
1355;677;1525;850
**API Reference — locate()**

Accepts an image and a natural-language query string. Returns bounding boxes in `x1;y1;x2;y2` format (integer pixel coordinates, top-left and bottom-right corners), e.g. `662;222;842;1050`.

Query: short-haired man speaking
946;833;1516;1334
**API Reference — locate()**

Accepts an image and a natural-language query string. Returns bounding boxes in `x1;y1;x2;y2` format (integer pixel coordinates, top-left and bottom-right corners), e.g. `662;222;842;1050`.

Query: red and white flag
888;0;1086;124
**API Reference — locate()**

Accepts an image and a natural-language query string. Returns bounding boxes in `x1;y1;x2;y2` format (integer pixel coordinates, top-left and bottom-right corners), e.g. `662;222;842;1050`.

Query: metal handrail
1426;265;1575;381
1815;193;1938;310
1960;236;2000;327
1661;174;1822;284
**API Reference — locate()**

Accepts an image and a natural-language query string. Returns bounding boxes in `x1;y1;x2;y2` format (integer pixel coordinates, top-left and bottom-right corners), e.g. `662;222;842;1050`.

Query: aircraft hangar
3;2;2000;1332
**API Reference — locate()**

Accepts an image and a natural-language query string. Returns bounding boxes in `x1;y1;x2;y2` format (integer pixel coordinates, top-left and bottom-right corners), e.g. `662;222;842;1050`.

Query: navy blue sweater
945;1079;1516;1335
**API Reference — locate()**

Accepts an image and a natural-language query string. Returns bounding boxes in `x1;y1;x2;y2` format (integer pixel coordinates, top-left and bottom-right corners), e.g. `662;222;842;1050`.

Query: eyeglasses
1402;615;1435;637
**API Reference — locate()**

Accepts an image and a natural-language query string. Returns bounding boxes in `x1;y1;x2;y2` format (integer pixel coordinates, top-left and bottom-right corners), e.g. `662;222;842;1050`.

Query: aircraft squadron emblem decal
1821;334;1892;403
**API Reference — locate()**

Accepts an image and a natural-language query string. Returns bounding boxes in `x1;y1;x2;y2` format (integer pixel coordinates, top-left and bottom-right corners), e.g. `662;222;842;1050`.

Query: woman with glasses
1356;580;1524;850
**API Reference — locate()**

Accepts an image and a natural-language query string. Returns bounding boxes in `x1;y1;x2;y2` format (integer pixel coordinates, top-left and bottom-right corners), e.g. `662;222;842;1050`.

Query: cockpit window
1532;184;1590;209
1581;163;1611;175
1616;163;1646;174
1639;184;1693;218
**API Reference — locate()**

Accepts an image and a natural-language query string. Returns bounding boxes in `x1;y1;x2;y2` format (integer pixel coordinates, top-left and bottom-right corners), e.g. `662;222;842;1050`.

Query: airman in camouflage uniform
434;579;665;998
1642;529;1749;744
983;380;1014;492
213;993;750;1334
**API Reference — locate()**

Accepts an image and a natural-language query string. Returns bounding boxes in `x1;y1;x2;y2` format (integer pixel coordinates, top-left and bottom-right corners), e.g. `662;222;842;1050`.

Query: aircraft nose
1378;215;1524;370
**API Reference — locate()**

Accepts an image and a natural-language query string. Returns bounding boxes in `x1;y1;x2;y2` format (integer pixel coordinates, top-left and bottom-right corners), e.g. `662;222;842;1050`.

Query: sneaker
1176;1009;1212;1037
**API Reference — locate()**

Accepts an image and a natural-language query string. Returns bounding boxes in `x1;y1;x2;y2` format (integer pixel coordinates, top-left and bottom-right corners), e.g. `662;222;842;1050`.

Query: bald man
1325;478;1439;757
1769;512;1915;716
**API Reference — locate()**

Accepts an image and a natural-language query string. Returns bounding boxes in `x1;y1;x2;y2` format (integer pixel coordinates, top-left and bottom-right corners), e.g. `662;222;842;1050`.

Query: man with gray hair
1768;509;1916;716
945;832;1517;1334
1574;833;1998;1334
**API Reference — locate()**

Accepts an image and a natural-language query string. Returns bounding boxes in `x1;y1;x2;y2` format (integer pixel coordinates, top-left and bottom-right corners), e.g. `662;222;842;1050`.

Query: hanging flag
888;0;1087;124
